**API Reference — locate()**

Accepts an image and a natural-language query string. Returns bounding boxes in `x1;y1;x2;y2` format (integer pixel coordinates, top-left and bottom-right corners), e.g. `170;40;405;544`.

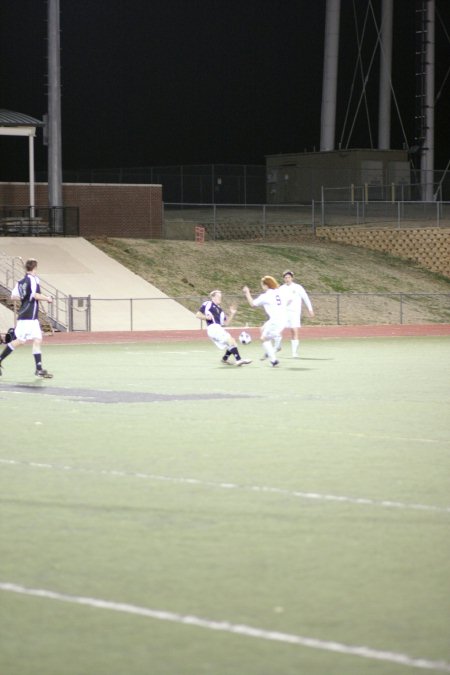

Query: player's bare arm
242;286;255;307
224;304;237;325
35;293;53;303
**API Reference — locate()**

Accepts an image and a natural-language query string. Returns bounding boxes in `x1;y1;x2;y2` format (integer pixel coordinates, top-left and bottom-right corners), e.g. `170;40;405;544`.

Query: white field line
0;583;449;672
1;458;449;515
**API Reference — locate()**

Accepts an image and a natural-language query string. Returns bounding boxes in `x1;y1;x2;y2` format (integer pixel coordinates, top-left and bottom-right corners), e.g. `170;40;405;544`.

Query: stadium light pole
320;0;341;151
421;0;435;201
378;0;393;150
47;0;63;229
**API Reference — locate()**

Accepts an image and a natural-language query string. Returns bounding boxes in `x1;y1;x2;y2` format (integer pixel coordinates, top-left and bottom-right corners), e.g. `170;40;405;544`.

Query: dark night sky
0;0;449;181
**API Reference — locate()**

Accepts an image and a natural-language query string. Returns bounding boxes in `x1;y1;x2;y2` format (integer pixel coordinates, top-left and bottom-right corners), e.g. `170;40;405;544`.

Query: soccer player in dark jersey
0;259;53;378
196;290;251;366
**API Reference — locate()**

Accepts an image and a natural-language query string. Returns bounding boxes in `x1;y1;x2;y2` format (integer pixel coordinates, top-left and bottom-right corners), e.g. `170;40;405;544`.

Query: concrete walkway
0;238;200;331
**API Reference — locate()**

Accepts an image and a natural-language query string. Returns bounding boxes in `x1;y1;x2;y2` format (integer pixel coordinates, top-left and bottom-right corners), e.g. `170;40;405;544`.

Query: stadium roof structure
0;109;44;130
0;109;44;209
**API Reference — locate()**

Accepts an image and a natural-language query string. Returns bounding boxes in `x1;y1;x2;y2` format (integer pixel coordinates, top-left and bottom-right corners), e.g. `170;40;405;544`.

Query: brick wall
316;226;450;278
0;182;163;238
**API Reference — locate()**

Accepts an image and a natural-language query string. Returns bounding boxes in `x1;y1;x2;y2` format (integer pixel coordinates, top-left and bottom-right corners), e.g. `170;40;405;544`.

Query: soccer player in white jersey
0;258;53;378
280;269;314;357
242;275;286;367
196;290;251;366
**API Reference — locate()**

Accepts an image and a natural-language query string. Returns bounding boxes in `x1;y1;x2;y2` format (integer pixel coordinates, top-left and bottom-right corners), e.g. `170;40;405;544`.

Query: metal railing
0;252;70;331
321;179;450;203
0;206;79;236
319;200;449;228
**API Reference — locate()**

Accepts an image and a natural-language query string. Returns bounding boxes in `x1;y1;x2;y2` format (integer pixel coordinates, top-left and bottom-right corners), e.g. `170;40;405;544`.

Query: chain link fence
59;164;266;205
17;293;447;332
163;201;449;238
2;292;449;334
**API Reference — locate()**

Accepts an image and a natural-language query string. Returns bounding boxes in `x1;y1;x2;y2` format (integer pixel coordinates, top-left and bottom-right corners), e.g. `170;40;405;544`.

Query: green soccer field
0;336;449;675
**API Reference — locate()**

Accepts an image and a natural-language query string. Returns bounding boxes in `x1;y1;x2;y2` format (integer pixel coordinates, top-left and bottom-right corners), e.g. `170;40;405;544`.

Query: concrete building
266;148;410;203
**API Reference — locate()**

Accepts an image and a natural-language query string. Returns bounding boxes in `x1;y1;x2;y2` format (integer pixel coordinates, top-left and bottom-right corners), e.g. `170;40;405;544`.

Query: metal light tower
320;0;341;151
421;0;435;201
47;0;63;224
378;0;394;149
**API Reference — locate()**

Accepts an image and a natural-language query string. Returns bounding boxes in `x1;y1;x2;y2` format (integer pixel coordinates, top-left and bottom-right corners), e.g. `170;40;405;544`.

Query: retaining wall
316;226;450;278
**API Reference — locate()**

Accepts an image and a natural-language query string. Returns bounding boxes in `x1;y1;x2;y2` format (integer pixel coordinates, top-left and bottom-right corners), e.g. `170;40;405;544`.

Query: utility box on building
266;149;410;203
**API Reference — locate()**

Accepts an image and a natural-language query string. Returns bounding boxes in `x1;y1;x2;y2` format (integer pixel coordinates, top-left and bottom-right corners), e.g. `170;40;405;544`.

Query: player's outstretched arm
224;304;237;326
242;286;255;307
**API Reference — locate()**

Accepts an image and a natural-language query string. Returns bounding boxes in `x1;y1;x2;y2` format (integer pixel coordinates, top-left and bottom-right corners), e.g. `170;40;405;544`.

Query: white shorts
14;320;42;342
207;323;231;350
261;319;285;341
285;312;301;329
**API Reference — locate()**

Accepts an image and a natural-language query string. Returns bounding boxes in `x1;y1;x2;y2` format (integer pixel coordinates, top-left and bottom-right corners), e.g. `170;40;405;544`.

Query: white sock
263;340;276;362
292;339;299;356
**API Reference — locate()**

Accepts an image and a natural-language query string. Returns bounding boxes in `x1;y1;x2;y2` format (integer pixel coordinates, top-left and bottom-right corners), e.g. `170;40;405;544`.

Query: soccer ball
239;331;252;345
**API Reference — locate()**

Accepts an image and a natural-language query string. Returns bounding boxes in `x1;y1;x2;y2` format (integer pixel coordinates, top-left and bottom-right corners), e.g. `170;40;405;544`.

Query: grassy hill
91;236;450;325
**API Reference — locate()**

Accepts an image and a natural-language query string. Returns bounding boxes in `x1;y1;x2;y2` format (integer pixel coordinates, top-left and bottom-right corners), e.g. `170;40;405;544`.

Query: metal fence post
68;295;73;331
244;164;247;206
213;204;217;240
86;295;91;331
262;204;266;239
321;186;325;225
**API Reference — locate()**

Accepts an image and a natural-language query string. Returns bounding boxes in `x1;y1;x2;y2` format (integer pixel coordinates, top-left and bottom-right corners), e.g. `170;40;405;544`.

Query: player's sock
229;346;241;361
222;349;233;362
274;336;282;352
0;345;14;361
263;340;275;362
33;353;43;371
292;339;299;356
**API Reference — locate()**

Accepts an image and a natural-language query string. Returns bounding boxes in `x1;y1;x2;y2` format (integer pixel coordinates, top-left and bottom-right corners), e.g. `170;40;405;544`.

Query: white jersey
253;288;286;325
281;282;313;317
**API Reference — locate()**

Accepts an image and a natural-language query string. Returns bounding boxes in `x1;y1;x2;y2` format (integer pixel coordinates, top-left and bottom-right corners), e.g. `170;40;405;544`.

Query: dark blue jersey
16;274;40;320
199;300;226;326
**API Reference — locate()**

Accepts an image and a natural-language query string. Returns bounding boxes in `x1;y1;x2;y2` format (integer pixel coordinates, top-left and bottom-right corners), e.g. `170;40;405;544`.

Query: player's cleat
236;359;252;366
260;353;269;361
221;357;233;365
35;369;53;379
270;360;280;367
